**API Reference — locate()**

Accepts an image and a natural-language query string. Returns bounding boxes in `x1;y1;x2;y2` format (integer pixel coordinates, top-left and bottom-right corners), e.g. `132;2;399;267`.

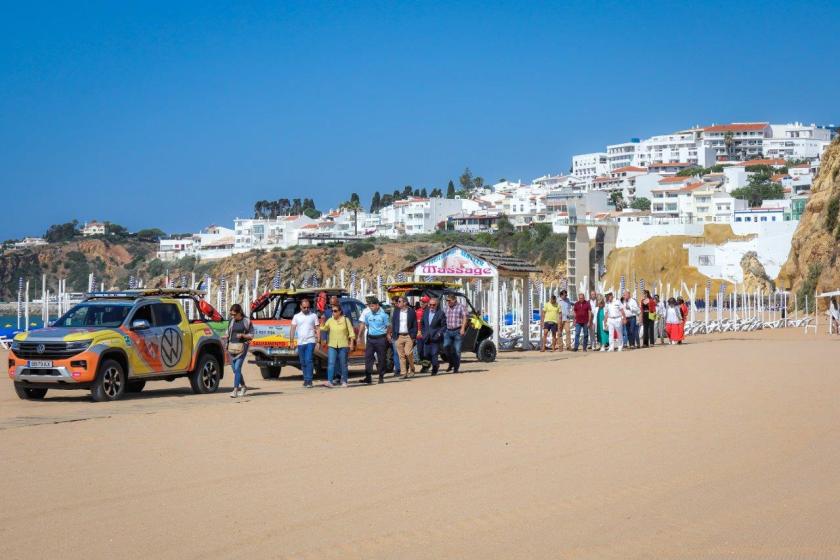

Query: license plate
28;360;54;368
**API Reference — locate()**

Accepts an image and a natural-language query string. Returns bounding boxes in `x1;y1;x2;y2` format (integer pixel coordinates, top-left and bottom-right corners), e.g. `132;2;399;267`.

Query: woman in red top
678;297;689;328
641;290;656;347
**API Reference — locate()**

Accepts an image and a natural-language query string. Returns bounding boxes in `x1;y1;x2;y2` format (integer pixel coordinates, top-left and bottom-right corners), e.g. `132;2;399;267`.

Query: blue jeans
327;346;349;384
626;316;638;347
232;354;246;388
392;339;401;374
442;329;463;372
573;322;589;350
297;342;316;383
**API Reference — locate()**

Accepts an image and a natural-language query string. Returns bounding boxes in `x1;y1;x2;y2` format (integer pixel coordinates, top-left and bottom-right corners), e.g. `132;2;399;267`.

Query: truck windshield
53;303;132;328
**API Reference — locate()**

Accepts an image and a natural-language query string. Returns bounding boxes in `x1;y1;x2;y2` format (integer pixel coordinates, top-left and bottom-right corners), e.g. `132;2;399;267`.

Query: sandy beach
1;329;839;559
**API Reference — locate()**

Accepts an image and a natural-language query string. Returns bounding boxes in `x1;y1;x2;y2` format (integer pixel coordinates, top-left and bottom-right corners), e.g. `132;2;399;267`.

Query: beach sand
1;329;839;559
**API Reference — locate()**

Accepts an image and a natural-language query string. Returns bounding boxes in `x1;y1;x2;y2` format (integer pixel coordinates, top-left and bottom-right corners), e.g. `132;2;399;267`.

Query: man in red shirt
572;292;593;351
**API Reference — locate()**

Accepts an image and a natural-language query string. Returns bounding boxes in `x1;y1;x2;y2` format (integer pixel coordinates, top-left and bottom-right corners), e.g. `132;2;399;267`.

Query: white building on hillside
763;123;832;160
14;237;47;248
157;225;237;261
572;152;609;182
81;221;106;236
234;215;315;251
377;197;479;237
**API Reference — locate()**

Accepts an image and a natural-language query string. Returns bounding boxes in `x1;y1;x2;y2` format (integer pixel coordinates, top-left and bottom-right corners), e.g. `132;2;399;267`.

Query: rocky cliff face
740;251;775;293
778;137;840;308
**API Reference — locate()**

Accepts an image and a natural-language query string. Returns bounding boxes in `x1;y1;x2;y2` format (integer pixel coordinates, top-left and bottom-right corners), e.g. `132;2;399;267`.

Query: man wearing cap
603;291;626;352
358;296;391;384
443;293;467;373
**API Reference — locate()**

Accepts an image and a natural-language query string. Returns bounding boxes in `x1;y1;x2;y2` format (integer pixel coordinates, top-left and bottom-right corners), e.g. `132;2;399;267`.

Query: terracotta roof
649;162;693;168
791;163;811;169
300;224;318;230
771;173;790;182
703;123;769;133
612;166;646;173
658;176;691;184
739;158;786;167
681;182;704;192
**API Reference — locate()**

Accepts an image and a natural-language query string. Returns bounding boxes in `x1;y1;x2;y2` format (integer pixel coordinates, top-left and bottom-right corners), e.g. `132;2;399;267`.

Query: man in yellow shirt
320;304;356;387
541;294;560;351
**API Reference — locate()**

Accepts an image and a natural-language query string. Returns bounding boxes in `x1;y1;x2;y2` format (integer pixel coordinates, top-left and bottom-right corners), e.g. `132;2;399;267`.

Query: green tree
349;192;360;205
609;191;625;210
446;180;456;199
370;191;381;213
473;176;485;190
106;222;130;238
459;168;474;191
44;221;79;243
630;197;651;211
135;228;167;241
303;207;321;219
420;187;428;197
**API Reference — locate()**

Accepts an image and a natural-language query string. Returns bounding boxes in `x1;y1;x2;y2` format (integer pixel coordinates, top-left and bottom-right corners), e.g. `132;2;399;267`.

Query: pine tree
370;191;381;213
446;181;456;199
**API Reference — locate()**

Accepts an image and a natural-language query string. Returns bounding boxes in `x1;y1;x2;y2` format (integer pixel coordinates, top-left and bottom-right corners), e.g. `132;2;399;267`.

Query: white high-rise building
763;123;832;160
571;152;609;181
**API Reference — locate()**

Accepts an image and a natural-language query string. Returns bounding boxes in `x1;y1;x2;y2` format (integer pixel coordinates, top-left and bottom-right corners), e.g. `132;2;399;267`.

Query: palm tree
340;199;363;236
724;131;735;161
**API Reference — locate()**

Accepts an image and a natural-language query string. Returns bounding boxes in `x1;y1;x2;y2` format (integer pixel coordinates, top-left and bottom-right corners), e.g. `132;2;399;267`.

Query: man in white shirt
289;298;320;387
603;291;626;352
624;290;641;349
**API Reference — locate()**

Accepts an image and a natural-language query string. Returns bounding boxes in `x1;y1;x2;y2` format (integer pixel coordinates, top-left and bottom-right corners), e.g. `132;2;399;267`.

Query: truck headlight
67;340;93;352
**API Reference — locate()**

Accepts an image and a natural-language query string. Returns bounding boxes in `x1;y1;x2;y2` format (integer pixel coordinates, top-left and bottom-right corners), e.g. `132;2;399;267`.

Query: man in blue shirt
359;296;391;384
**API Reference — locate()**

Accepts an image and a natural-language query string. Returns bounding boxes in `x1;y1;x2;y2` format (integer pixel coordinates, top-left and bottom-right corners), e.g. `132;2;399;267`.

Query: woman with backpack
665;297;685;345
227;303;254;397
320;303;356;387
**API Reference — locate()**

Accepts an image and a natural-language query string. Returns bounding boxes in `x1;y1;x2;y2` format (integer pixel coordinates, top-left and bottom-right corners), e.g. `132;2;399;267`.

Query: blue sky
1;0;838;240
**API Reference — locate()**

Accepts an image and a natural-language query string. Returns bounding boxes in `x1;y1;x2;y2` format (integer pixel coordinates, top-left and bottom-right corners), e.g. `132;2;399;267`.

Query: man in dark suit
421;296;446;375
390;296;418;377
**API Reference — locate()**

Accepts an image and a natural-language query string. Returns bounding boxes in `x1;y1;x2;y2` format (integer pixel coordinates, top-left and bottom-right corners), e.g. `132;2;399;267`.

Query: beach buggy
385;281;497;363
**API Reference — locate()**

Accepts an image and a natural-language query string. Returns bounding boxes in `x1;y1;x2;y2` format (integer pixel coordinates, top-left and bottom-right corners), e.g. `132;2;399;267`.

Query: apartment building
234;215;315;250
571;152;609;181
378;197;479;237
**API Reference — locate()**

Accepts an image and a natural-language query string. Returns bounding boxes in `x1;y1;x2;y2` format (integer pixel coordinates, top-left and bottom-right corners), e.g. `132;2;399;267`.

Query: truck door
153;302;191;373
127;303;161;375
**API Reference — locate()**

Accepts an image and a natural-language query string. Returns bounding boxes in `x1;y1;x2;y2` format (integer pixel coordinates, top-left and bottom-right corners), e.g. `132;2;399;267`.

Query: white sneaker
230;388;239;398
239;387;247;397
618;347;624;352
600;347;607;352
341;382;348;387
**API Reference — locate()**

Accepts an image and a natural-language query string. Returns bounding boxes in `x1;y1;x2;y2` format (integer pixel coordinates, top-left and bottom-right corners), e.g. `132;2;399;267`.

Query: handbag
227;341;245;357
648;311;657;321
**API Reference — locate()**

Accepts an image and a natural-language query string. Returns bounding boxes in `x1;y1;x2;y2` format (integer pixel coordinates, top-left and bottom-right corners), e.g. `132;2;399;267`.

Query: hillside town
145;121;832;264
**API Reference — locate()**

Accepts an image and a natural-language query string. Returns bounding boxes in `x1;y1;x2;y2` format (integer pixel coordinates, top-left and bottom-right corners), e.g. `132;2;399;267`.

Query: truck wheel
91;359;126;402
126;381;146;393
14;383;47;400
260;366;282;379
190;354;221;394
477;339;497;362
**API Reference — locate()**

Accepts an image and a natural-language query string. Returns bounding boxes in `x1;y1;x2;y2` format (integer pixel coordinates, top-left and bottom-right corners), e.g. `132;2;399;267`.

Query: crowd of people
224;292;470;395
540;289;690;352
223;288;693;397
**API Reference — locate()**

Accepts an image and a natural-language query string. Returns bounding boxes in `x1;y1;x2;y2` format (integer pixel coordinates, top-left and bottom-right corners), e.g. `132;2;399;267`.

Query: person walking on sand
596;297;609;351
320;303;355;387
624;290;641;349
558;290;572;351
422;297;446;375
443;293;467;373
290;298;319;388
641;289;656;348
589;290;599;350
415;296;430;372
227;303;254;398
572;292;592;351
678;297;689;329
604;291;626;352
540;294;560;351
359;296;391;384
391;296;418;378
655;295;667;345
665;297;685;344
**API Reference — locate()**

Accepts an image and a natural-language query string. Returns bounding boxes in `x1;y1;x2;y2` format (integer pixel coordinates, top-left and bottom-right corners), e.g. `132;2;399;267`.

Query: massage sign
415;248;496;278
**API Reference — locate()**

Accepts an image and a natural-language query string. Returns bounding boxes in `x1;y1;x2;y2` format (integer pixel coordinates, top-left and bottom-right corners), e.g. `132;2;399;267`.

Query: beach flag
350;270;357;297
640;279;645;293
272;271;281;289
620;275;626;293
88;273;96;293
396;271;406;282
17;277;23;328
